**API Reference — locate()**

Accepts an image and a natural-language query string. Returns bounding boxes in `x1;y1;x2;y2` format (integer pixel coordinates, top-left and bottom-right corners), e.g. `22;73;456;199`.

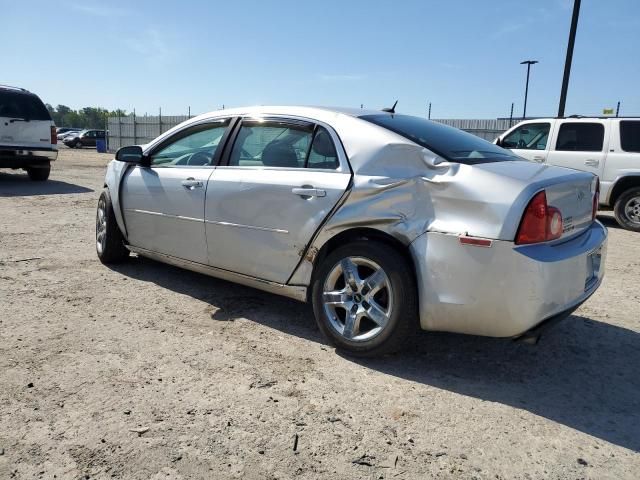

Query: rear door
0;90;53;148
500;121;552;163
205;118;351;283
545;120;608;177
121;119;232;264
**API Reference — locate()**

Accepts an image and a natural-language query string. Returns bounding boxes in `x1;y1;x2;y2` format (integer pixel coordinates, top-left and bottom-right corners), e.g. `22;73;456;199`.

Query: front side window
229;122;313;168
150;120;230;167
620;121;640;152
502;123;550;150
555;122;604;152
361;114;518;164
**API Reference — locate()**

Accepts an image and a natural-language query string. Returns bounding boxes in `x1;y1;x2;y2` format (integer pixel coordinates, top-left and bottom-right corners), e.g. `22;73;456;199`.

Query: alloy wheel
322;257;393;342
624;196;640;225
96;196;107;255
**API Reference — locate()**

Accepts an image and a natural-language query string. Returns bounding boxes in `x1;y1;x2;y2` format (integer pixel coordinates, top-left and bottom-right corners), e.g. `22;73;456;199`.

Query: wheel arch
307;227;418;302
609;175;640;207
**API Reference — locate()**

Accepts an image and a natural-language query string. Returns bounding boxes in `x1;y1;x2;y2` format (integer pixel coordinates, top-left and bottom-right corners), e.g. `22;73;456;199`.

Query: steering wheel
187;151;211;166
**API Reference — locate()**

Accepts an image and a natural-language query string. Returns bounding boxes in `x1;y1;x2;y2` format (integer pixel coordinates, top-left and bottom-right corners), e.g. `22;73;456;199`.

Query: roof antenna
382;100;398;114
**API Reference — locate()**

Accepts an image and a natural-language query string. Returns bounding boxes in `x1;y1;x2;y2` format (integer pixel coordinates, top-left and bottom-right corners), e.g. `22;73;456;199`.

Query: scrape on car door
205;119;350;283
121;119;231;264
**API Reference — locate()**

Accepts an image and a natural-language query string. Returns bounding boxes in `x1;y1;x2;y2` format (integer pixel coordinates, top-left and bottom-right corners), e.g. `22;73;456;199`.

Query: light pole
520;60;538;120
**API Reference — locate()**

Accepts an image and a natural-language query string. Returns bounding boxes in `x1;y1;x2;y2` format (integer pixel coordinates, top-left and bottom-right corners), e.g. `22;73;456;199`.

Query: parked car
56;128;81;140
96;106;606;356
0;84;57;181
64;129;105;148
59;130;81;141
496;117;640;231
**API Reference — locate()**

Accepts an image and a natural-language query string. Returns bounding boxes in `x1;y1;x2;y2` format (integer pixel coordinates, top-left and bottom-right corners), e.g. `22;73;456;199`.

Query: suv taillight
515;191;563;245
592;178;600;221
51;126;57;145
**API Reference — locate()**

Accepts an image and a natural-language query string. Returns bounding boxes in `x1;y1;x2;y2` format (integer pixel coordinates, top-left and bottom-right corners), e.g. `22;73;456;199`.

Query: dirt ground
0;147;638;480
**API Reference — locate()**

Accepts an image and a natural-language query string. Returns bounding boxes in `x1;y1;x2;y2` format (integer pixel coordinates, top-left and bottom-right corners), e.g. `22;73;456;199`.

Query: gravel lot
1;148;639;479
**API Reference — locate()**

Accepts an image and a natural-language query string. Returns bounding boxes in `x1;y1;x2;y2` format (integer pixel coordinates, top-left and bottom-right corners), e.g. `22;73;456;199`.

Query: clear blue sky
2;0;639;118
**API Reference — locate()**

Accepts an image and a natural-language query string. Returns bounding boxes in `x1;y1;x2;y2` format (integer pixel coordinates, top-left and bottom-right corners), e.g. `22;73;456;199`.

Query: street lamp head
520;60;539;65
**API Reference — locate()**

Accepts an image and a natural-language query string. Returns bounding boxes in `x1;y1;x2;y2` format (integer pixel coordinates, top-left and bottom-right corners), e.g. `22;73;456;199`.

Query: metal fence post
133;109;137;146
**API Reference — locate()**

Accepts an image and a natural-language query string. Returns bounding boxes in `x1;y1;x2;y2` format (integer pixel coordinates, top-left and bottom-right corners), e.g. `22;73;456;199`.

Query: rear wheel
311;241;418;357
614;187;640;232
26;164;50;181
96;188;129;264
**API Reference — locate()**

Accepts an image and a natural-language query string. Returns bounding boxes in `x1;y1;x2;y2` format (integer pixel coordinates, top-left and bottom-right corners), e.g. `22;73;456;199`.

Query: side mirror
115;145;149;166
495;137;503;147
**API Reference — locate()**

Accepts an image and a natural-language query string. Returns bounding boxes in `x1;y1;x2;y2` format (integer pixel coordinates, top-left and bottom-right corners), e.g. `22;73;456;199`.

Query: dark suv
64;129;106;148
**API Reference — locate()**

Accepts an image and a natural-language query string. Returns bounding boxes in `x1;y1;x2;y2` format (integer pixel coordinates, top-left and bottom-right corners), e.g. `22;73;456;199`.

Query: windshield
361;114;519;164
0;91;51;121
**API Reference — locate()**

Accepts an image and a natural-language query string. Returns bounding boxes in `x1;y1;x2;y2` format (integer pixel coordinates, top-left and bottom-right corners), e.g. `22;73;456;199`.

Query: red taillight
51;126;57;145
592;178;600;221
515;191;563;245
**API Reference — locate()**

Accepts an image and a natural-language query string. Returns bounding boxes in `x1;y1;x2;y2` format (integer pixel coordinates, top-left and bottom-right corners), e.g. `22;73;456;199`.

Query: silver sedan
96;106;607;356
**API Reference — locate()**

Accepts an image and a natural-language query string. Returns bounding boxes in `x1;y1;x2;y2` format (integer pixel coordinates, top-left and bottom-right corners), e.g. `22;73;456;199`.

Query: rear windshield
361;114;518;164
0;90;51;121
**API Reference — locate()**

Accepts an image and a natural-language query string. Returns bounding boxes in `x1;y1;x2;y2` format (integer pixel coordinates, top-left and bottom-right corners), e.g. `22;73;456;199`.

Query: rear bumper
410;221;607;337
0;147;57;168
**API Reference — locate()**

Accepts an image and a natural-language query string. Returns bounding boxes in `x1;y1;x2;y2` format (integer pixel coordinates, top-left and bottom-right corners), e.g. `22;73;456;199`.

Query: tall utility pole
520;60;538;119
558;0;581;117
428;102;432;119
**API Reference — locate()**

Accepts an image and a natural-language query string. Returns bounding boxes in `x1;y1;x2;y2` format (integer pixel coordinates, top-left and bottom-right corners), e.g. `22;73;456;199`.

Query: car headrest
262;140;299;168
312;129;337;158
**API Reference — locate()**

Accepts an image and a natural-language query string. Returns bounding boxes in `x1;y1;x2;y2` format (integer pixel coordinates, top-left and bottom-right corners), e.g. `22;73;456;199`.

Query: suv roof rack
0;84;30;93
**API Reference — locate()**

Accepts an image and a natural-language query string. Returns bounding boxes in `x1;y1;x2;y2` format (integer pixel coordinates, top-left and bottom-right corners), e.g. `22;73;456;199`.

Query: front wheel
74;140;82;149
311;241;418;357
96;189;130;264
614;187;640;232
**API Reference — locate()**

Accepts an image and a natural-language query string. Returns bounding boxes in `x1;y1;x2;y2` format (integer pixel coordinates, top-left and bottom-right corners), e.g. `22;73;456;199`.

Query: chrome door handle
292;187;326;198
181;178;203;190
585;159;599;167
533;155;545;163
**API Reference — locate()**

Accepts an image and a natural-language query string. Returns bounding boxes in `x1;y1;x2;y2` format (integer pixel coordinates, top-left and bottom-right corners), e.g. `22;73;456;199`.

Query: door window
307;127;339;169
555;123;604;152
620;121;640;152
229;122;313;168
150;121;230;167
502;123;550;150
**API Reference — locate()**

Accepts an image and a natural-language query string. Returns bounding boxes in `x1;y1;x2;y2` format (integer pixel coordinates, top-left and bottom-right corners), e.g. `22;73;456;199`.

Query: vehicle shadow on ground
597;214;624;230
0;172;93;197
111;256;640;453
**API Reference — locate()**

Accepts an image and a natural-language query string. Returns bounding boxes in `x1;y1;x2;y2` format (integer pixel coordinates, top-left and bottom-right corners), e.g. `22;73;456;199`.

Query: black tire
96;188;129;264
613;187;640;232
74;140;82;149
311;241;418;357
26;164;50;181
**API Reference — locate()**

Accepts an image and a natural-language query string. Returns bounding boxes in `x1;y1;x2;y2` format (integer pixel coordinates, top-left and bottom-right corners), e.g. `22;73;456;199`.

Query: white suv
496;117;640;231
0;85;58;181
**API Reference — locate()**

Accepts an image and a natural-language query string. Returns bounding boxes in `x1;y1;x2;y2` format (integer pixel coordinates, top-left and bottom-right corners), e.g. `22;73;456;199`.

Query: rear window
620;121;640;153
0;90;51;121
360;114;518;164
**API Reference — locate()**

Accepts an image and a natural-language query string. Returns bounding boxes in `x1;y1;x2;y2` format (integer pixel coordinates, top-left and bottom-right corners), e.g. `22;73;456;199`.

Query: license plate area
585;246;602;291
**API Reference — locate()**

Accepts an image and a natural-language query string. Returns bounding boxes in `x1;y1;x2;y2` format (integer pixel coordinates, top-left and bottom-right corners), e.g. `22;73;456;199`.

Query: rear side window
361;114;518;164
0;91;51;121
620;121;640;152
555;123;604;152
229;122;313;168
307;127;339;169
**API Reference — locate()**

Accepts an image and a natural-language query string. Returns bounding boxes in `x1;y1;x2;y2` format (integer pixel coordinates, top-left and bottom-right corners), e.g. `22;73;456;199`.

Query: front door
205;119;351;283
121;120;231;264
501;121;552;163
